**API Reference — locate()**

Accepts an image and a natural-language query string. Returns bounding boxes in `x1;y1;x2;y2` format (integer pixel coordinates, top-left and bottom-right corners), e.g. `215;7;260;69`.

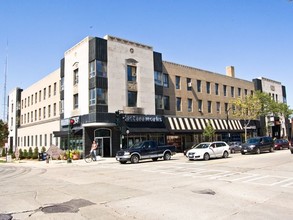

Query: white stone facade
8;69;60;151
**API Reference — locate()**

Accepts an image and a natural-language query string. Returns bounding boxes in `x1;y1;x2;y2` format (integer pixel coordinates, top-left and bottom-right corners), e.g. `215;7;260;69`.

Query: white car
186;141;230;161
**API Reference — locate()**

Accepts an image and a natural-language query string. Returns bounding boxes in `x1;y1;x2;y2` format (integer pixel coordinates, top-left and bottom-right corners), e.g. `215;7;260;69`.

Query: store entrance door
94;128;112;157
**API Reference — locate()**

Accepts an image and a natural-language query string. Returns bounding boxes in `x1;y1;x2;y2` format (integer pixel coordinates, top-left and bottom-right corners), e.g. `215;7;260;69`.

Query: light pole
126;129;130;148
226;107;231;143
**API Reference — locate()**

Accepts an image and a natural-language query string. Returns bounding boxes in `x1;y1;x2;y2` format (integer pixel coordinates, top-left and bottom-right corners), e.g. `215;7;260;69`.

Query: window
53;103;57;116
44;88;46;100
89;89;96;106
25;98;26;108
198;100;202;112
238;88;241;97
74;69;79;85
187;78;192;91
244;89;248;96
11;103;14;113
97;61;107;78
31;95;33;105
163;96;170;110
31;111;33;122
39;90;41;102
35;135;37;147
206;82;211;94
39;108;41;120
27;113;29;123
154;71;163;86
35;110;37;121
127;65;137;82
45;134;47;146
175;76;181;89
188;98;193;112
216;102;220;113
31;136;33;146
43;107;46;119
21;100;23;109
54;82;57;95
97;88;107;105
231;87;234;97
24;114;26;124
155;95;163;109
207;101;212;113
60;100;64;113
73;94;78;109
35;92;37;103
48;105;51;118
48;85;51;97
225;103;229;112
163;73;169;88
128;91;137;107
50;134;52;145
197;80;201;92
176;97;181;111
89;61;96;78
223;85;227;96
215;83;219;95
40;135;42;146
28;97;30;107
60;78;64;91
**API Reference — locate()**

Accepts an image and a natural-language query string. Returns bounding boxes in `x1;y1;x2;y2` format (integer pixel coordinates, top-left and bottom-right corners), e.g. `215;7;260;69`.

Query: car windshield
194;143;209;149
246;138;260;144
129;142;144;149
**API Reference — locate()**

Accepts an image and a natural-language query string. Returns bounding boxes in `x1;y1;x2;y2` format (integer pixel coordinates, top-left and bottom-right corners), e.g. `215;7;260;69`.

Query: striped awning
166;116;244;132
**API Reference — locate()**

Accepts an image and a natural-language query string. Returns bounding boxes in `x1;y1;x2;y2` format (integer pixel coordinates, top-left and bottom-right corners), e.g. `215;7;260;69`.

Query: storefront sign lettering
125;115;163;123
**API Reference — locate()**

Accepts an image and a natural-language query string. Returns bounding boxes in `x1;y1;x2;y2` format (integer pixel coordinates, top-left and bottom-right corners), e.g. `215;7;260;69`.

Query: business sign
61;116;80;127
125;115;163;123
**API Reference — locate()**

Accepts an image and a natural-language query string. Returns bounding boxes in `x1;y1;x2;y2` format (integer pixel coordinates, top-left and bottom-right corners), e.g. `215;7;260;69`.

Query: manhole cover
0;214;12;220
41;205;77;213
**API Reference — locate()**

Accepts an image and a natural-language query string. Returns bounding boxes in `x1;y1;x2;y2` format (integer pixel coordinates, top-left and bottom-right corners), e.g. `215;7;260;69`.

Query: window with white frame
89;88;96;106
127;65;137;82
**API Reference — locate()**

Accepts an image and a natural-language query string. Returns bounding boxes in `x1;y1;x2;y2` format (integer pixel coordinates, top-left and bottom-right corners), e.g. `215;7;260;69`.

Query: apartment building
253;77;288;139
8;69;60;152
9;35;280;156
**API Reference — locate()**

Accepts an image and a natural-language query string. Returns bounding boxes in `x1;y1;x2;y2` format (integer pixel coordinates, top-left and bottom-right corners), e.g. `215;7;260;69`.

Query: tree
230;91;272;141
203;122;215;141
231;91;293;141
0;120;9;148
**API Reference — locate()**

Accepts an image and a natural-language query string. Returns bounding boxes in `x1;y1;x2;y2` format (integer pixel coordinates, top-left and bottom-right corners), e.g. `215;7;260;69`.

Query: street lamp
226;107;231;143
126;129;130;148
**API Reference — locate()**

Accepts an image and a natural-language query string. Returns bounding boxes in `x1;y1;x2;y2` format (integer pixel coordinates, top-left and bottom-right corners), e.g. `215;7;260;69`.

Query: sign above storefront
61;116;81;127
125;115;163;123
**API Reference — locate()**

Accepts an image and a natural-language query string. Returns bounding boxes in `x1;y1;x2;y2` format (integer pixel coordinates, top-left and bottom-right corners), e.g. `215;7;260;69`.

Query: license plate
243;150;247;152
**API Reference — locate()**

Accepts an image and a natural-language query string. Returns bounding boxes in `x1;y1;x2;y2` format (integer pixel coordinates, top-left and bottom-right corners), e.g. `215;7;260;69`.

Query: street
0;150;293;220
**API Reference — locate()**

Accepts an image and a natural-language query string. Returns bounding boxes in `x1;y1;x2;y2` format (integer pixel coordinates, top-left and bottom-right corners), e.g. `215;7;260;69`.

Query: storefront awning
165;116;244;132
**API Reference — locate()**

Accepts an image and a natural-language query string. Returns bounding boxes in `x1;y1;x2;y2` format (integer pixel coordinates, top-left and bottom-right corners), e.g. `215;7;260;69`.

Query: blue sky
0;0;293;120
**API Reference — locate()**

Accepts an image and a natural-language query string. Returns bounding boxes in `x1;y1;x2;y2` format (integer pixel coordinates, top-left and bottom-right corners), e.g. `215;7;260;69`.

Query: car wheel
203;153;210;161
241;152;246;155
163;152;171;160
231;148;235;154
130;155;139;164
223;151;229;158
256;148;261;154
269;146;274;152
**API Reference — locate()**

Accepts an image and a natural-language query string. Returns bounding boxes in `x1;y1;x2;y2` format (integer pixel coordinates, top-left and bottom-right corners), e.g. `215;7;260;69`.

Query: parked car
241;136;274;154
274;139;290;150
290;145;293;154
115;140;176;164
228;141;242;154
186;141;230;161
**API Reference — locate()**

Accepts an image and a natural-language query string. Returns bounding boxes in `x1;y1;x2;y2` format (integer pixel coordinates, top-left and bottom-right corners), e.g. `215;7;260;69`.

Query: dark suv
241;136;274;154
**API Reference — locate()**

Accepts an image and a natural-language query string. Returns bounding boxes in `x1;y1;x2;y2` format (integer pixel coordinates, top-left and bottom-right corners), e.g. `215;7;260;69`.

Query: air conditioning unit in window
188;82;192;87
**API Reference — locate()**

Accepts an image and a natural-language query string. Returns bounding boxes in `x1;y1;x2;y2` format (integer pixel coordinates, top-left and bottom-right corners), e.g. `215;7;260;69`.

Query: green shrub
41;146;46;153
23;149;28;159
32;147;39;159
19;148;24;159
27;147;33;159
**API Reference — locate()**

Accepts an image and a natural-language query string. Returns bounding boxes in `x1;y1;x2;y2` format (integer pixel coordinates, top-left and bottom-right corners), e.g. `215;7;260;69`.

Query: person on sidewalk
90;140;98;161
